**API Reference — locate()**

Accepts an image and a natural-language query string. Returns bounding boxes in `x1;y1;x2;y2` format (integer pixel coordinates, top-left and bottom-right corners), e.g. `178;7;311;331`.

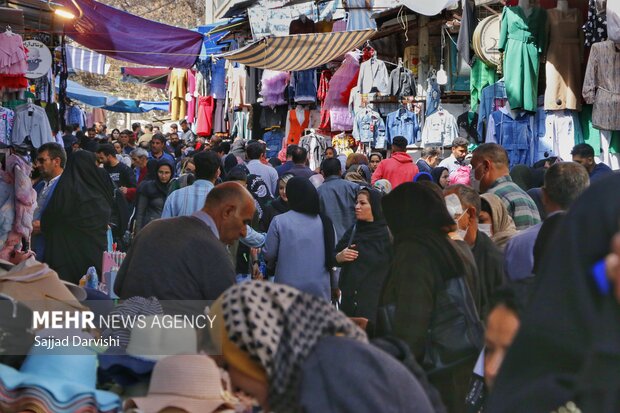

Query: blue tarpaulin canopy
56;79;168;113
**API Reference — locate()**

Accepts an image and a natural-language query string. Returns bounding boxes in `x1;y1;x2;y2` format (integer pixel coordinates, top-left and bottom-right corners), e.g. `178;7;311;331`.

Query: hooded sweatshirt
371;151;418;188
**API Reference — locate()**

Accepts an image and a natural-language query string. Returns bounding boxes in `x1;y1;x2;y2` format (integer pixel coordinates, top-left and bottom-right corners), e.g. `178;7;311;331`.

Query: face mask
455;211;469;240
479;223;492;238
444;194;464;217
470;167;481;193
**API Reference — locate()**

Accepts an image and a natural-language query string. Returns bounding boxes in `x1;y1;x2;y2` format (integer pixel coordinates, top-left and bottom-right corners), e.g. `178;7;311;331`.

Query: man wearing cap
371;136;418;188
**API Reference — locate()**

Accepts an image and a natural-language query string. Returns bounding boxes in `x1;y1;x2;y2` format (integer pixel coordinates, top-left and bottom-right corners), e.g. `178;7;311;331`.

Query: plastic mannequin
556;0;569;11
519;0;533;16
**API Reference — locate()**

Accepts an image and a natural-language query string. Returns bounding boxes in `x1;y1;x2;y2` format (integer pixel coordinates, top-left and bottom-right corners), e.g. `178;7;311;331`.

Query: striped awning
216;30;375;71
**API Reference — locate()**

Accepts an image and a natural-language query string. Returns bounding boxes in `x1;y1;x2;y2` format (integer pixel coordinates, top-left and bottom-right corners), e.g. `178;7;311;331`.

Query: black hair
131;122;141;132
292;146;308;164
194;150;221;180
570;143;595;158
286;144;299;158
151;134;166;144
96;143;116;157
321;158;342;177
38;142;67;168
488;286;526;318
246;141;265;160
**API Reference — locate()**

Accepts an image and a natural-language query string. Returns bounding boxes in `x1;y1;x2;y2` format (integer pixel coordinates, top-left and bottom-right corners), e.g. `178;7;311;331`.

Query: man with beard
95;143;136;191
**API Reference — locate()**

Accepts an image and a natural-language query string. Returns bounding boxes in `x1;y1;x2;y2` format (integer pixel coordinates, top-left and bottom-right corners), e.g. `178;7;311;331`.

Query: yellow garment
210;299;268;384
169;69;188;121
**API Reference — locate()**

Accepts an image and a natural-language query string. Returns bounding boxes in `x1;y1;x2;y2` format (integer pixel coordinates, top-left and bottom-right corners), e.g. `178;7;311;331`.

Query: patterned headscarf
218;281;367;412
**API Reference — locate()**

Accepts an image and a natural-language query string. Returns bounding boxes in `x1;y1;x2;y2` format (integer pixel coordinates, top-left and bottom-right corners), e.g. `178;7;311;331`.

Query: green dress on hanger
498;6;547;113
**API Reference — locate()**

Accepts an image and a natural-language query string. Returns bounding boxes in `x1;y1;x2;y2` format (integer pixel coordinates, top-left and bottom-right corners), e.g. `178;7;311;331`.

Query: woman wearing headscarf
345;164;372;184
479;193;518;250
134;160;174;234
431;167;450;189
380;182;482;413
336;188;391;333
345;153;369;170
263;177;336;300
210;281;434;413
486;173;620;413
369;153;383;173
41;150;115;283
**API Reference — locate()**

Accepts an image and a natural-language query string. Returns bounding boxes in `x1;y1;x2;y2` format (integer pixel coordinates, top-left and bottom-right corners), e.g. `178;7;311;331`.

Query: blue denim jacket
477;81;507;137
425;77;441;117
386;109;419;145
263;129;284;159
292;70;317;104
210;59;226;99
489;109;534;167
353;109;387;149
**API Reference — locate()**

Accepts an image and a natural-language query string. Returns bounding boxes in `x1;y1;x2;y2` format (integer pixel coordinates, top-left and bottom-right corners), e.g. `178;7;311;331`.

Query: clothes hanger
5;26;14;36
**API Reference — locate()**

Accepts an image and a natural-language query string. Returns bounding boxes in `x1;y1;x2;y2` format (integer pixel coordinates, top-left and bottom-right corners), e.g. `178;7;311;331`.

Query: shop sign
24;40;52;79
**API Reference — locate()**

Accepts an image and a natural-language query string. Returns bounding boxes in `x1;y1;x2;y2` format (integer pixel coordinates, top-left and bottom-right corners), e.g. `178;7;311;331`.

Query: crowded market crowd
0;116;618;413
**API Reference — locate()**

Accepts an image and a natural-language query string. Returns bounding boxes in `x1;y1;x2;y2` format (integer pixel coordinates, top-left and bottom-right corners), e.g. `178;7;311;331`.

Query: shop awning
57;79;168;113
57;0;204;68
216;29;375;71
121;67;170;89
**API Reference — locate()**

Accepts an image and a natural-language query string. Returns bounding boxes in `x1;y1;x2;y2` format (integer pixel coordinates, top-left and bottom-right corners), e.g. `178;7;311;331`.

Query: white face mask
455;211;469;240
479;223;492;238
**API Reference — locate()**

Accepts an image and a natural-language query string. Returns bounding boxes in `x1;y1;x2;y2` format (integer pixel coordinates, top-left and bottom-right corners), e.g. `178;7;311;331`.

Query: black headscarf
145;158;159;181
286;177;336;270
431;167;448;187
41;150;115;283
342;187;389;242
382;182;464;279
247;174;273;221
509;164;533;191
486;173;620;412
154;160;174;197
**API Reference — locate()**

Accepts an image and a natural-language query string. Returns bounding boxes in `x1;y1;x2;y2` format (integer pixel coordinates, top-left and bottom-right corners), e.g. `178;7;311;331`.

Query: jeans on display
490;110;534;167
426;77;441;117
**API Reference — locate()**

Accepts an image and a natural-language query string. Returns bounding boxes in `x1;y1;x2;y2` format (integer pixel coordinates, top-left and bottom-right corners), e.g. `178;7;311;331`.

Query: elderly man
471;143;540;230
115;182;255;311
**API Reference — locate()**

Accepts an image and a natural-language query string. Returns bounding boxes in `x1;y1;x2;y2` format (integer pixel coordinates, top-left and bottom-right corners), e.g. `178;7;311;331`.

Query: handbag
422;276;484;375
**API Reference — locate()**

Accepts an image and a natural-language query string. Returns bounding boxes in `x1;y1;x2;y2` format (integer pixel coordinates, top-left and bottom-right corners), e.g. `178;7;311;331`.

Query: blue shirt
590;162;613;182
385;109;419;145
503;221;542;281
162;180;214;218
149;151;175;164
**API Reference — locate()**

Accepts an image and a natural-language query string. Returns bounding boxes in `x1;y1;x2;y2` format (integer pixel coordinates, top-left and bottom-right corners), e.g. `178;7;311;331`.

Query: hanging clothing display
299;133;330;170
457;0;476;66
580;104;620;157
542;110;584;161
196;96;215;137
385;108;419;146
0;31;28;92
291;70;317;104
324;52;360;132
470;58;497;113
260;70;289;107
213;99;227;133
498;6;547;112
486;107;534;167
583;0;608;46
65;104;86;129
264;128;285;159
389;66;416;97
289;16;316;34
317;70;332;103
421;108;459;147
426;75;442;117
346;0;377;31
0;107;14;145
477;80;508;137
228;64;248;109
357;57;389;94
583;40;620;131
316;19;334;33
169;69;188;121
286;108;310;145
186;70;197;124
230;110;250;140
544;9;583;111
353;107;386;149
211;59;226;99
11;103;54;148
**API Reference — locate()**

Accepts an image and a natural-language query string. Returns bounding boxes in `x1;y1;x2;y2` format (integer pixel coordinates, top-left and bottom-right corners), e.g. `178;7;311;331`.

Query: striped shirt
488;176;541;230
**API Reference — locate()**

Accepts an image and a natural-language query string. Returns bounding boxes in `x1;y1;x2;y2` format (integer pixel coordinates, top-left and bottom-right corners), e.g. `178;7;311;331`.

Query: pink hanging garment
186;70;197;124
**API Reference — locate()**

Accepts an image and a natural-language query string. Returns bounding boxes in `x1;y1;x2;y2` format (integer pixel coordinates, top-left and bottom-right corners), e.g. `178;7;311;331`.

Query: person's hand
605;233;620;303
119;186;128;195
336;245;358;263
252;262;264;280
9;250;34;265
32;220;41;235
331;288;341;302
349;317;369;331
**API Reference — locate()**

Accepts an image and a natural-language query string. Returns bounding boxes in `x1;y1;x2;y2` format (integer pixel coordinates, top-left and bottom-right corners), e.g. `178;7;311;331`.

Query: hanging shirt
486;107;534;167
346;0;377;31
385;108;419;145
477;80;508;137
229;65;248;109
11;104;54;148
291;70;317;104
352;107;386;148
389;67;416;97
0;107;14;145
421;109;459;147
357;57;389;94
